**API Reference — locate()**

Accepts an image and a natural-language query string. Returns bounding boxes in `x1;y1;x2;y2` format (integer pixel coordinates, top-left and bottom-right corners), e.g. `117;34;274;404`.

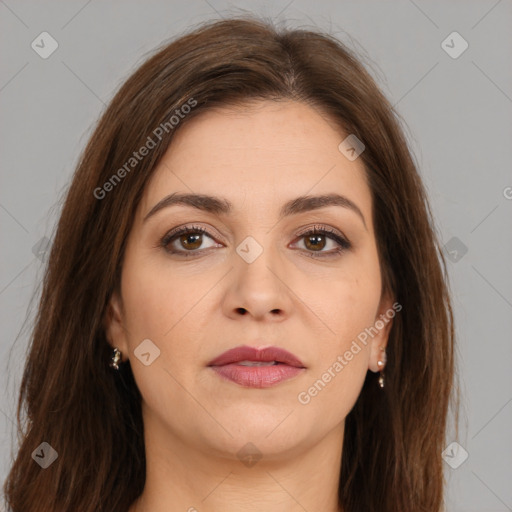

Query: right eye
160;225;222;257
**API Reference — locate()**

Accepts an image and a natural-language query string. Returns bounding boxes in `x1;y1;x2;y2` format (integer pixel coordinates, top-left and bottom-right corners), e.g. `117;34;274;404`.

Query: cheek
119;262;202;411
316;256;382;345
297;274;380;421
296;355;367;430
119;256;211;370
301;255;382;415
121;270;172;340
120;246;202;339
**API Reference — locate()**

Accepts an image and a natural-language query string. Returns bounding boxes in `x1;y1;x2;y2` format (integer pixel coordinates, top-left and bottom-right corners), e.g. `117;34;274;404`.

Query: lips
207;345;306;388
207;345;305;368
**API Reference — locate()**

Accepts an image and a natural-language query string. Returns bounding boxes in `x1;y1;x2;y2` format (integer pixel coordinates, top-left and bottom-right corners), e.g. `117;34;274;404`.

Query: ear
103;289;129;363
368;292;397;373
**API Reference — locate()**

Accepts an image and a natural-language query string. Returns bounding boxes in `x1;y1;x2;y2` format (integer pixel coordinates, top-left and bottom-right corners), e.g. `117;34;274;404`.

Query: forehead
139;100;372;223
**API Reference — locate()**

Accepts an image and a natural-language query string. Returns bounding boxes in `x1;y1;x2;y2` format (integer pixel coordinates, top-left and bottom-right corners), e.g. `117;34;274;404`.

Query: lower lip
210;363;305;388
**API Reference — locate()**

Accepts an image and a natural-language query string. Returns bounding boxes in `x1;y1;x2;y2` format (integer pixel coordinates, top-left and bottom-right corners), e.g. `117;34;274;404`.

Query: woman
3;16;459;512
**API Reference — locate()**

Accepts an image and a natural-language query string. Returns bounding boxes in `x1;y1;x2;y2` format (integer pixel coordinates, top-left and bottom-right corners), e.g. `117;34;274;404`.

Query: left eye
294;229;350;255
291;226;351;258
160;225;351;258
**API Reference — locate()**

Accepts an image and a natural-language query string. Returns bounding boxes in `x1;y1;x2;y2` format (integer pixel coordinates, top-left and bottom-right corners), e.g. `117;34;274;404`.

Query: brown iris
303;233;326;251
179;233;203;250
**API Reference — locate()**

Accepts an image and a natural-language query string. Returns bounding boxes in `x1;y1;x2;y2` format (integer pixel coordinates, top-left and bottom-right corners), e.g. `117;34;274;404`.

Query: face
105;99;393;460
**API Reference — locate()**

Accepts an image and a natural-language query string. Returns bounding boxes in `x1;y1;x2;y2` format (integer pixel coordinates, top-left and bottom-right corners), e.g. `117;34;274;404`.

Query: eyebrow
143;192;367;230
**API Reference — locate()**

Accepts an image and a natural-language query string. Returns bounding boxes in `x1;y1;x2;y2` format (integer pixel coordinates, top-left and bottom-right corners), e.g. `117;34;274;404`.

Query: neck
129;416;345;512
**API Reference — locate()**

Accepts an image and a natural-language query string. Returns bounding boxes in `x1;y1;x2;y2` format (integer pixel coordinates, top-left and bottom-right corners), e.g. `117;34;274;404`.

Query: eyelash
159;224;351;259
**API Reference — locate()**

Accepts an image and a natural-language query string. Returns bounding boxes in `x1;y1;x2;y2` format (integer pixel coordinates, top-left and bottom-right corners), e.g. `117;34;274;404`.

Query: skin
104;99;393;512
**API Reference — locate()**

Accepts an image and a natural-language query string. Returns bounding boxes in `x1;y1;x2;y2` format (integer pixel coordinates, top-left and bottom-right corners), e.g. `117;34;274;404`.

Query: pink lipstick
207;345;305;388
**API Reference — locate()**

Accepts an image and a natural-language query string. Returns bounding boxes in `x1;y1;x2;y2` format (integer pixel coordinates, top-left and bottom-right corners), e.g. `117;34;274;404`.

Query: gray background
1;1;511;510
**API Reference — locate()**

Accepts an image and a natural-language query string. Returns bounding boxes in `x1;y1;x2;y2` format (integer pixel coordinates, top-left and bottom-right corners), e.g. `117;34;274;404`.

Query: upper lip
208;345;305;368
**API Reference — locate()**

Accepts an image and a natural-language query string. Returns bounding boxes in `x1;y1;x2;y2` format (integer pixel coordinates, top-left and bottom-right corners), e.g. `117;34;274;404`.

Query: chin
205;410;309;452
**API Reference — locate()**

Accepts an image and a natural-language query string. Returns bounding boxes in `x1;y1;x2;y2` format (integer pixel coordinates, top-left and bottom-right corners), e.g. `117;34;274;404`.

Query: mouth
236;361;281;366
207;345;306;388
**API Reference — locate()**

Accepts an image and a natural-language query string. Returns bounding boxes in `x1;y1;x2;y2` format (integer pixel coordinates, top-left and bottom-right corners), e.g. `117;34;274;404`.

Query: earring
109;347;122;370
377;347;386;388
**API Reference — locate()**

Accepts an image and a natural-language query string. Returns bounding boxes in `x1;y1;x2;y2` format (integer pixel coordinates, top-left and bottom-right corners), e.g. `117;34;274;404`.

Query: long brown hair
4;15;459;512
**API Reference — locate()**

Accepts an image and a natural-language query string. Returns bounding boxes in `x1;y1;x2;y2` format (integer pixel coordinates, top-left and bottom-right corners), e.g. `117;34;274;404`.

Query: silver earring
378;370;385;388
109;347;122;370
377;347;386;388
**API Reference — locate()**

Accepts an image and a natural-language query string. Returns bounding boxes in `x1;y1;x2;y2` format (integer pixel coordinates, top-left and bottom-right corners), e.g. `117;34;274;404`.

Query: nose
223;245;292;321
